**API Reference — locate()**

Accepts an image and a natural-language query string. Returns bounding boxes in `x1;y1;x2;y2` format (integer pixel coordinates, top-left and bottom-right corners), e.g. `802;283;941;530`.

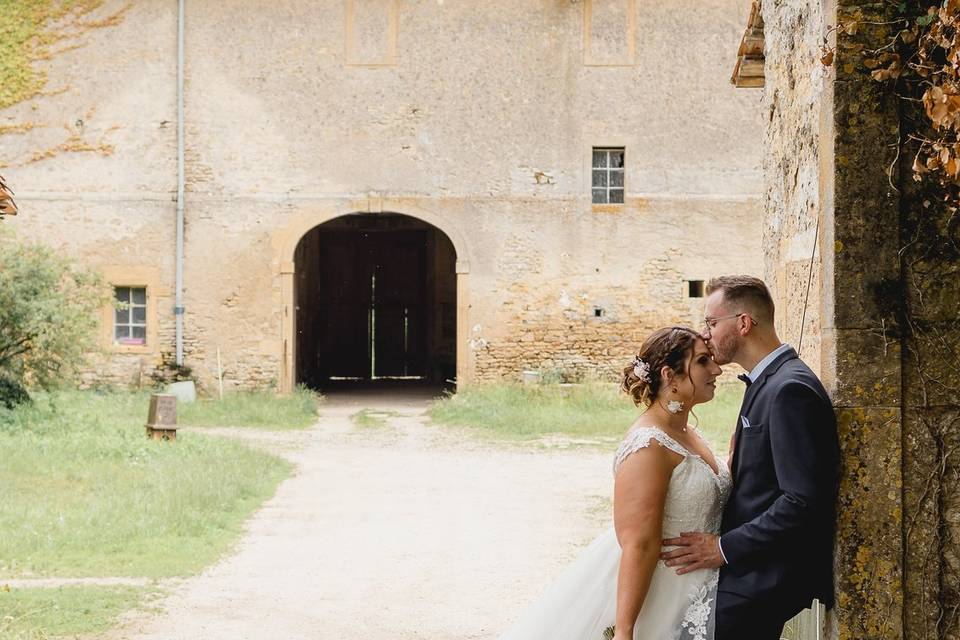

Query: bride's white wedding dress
499;426;732;640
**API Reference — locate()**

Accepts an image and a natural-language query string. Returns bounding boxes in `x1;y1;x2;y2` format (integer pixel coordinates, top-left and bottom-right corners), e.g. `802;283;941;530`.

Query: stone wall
2;0;764;390
760;0;829;377
471;196;758;382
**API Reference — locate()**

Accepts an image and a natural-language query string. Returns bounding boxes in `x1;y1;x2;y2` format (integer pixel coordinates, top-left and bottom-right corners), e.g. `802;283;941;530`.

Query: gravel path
105;390;617;640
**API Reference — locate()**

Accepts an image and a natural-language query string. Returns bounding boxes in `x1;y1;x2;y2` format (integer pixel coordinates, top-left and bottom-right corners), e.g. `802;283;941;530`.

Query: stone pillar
828;2;904;637
763;1;960;637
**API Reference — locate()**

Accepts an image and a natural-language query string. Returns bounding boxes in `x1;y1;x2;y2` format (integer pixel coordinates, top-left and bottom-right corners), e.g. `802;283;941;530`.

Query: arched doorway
292;213;457;389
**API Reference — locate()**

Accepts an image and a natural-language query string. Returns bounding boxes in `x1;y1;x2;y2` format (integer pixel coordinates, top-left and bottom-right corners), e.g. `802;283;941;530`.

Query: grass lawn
428;381;744;455
0;389;312;637
0;585;154;640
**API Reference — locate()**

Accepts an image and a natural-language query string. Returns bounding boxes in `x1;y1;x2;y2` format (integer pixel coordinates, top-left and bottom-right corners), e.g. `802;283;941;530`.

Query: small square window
592;147;625;204
687;280;705;298
114;286;147;345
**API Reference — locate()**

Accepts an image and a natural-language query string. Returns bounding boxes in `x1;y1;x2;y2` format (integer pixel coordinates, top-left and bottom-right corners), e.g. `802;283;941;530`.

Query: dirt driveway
108;389;616;639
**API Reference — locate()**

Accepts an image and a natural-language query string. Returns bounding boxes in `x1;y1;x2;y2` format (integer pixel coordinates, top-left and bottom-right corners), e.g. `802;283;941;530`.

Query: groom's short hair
705;275;775;324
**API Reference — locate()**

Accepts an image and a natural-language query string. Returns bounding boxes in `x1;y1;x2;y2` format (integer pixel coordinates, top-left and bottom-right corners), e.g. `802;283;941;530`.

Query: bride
499;327;731;640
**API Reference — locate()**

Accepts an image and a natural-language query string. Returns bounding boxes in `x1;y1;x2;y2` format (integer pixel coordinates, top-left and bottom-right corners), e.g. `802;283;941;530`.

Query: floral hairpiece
632;356;651;383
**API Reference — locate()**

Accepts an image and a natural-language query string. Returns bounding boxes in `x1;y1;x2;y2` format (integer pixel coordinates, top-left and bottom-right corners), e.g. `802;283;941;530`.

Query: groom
660;275;840;639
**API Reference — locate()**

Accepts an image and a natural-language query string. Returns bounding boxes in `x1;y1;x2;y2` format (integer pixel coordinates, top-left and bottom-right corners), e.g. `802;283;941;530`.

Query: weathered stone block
832;78;901;330
832;328;900;408
902;406;960;639
835;4;896;84
834;406;903;640
904;250;960;325
901;327;960;408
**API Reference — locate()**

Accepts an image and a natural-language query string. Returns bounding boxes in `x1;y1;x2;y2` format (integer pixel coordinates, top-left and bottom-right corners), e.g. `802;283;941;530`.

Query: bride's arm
612;444;677;639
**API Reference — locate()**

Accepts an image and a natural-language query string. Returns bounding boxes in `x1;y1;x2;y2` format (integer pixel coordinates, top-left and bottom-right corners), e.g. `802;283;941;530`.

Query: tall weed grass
429;382;744;454
179;386;320;429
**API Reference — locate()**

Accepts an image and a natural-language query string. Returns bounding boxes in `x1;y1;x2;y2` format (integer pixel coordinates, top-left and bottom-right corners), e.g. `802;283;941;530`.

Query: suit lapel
730;347;799;481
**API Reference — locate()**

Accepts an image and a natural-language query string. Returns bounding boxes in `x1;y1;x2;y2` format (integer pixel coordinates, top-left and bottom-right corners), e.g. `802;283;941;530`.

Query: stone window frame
114;286;148;346
99;266;161;355
592;147;625;205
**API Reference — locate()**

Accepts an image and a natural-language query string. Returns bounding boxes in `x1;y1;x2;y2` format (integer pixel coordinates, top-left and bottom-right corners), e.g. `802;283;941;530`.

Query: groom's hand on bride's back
660;532;725;575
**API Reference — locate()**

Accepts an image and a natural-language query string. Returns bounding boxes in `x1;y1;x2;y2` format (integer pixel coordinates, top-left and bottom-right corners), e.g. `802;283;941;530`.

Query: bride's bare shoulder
614;425;685;474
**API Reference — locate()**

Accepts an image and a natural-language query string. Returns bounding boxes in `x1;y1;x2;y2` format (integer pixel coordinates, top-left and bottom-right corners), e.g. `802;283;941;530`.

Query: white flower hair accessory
632;356;651;383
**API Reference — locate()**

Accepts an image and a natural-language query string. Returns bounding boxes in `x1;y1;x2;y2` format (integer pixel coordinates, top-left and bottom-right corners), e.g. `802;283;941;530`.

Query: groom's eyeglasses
702;312;756;332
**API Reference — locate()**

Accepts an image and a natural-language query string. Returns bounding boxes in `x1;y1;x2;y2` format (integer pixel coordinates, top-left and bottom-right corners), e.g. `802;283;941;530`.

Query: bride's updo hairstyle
621;326;701;407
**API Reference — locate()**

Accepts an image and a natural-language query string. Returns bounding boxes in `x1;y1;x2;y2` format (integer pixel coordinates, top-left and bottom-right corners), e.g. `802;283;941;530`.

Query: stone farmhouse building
3;0;763;391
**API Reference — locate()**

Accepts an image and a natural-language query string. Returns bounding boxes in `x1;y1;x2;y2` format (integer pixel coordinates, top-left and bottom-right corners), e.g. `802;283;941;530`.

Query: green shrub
0;230;105;407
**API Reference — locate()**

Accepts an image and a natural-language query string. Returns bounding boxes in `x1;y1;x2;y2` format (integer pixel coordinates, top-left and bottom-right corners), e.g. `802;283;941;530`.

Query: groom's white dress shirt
717;343;791;565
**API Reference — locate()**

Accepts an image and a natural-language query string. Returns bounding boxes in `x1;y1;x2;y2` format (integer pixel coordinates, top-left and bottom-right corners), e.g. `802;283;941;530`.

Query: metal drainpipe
175;0;185;366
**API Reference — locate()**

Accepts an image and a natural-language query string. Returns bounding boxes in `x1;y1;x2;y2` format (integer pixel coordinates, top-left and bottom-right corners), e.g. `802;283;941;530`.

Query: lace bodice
612;426;732;639
613;426;732;538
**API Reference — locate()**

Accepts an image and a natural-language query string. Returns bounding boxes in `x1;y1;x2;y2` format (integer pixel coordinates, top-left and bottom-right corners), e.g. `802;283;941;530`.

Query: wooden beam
740;32;764;56
739;59;765;77
731;0;764;89
733;75;765;88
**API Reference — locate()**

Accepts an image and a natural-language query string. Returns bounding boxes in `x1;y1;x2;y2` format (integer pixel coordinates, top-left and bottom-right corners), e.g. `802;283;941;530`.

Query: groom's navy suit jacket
718;347;839;613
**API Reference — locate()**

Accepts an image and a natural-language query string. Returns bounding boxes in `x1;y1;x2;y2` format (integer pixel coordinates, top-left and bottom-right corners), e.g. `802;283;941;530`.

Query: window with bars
114;286;147;345
592;147;625;204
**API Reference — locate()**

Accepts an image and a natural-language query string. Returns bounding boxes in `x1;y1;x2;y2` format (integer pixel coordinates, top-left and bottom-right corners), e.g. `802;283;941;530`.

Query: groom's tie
731;374;753;477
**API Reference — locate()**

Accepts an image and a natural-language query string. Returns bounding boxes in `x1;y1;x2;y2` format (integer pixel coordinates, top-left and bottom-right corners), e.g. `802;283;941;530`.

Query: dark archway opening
294;213;457;391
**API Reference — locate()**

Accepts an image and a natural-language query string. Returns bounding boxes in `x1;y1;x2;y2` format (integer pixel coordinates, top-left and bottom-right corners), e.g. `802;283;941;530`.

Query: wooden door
316;231;372;379
372;231;427;378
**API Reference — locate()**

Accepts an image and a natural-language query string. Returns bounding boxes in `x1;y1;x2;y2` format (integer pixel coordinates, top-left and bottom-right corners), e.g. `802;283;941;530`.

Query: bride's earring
667;387;684;414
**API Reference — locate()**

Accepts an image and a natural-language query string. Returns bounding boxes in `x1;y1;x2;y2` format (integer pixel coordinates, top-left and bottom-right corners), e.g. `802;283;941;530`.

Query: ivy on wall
0;1;129;169
0;0;106;109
